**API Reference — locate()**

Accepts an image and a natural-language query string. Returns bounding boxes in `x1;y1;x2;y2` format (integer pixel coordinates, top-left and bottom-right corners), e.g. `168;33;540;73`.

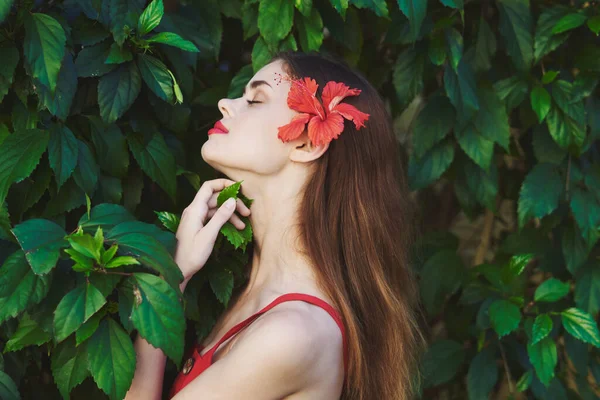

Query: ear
289;133;329;163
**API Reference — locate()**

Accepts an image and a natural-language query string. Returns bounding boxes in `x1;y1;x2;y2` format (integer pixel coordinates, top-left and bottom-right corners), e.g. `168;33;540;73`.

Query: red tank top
169;293;348;398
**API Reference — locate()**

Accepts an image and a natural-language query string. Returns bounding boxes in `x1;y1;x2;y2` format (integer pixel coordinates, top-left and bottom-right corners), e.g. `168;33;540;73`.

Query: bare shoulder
172;298;345;400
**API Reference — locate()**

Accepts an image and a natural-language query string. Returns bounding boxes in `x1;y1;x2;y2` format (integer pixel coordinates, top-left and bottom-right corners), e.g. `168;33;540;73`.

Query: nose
218;98;233;117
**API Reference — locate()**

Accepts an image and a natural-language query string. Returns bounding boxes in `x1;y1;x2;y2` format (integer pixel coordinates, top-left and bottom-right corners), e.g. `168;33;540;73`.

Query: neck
230;169;316;303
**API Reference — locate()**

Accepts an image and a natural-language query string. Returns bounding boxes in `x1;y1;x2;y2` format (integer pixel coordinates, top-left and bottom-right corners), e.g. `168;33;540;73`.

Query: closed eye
246;99;262;105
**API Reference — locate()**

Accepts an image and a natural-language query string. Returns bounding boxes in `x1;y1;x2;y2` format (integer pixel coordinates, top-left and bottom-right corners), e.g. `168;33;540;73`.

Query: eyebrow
243;80;272;96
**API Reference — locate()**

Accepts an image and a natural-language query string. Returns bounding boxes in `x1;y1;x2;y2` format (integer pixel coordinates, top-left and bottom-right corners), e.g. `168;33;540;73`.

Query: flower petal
277;113;312;142
287;77;325;119
307;113;345;147
331;103;370;129
321;81;361;112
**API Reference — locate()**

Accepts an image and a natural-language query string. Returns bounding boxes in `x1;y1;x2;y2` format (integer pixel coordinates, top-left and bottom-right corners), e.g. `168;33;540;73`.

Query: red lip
208;120;229;135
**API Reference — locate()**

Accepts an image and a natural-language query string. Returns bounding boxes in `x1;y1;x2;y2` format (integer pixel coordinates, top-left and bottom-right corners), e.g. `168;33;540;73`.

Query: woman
124;51;427;400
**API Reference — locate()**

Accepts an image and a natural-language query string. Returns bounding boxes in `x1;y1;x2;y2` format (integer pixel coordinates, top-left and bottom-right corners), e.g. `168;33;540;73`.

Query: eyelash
246;99;261;105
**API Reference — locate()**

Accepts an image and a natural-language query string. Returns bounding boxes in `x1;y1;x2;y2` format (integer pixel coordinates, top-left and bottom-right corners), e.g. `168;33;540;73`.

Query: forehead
247;60;292;94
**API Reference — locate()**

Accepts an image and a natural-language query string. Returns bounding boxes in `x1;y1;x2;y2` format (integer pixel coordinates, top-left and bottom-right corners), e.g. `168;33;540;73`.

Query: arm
171;308;329;400
124;279;191;400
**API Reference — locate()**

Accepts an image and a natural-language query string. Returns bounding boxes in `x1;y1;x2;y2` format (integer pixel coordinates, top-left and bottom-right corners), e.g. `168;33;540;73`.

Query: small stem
94;267;133;276
498;340;515;394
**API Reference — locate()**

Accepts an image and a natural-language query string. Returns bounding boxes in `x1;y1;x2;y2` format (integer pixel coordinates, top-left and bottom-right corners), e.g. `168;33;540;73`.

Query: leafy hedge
1;0;600;399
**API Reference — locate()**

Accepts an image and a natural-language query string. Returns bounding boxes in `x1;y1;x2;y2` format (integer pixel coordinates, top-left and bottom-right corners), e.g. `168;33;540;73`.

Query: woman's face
201;59;313;177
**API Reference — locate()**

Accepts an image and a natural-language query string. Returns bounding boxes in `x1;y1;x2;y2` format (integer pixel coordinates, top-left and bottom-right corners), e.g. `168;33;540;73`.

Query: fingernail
225;198;236;209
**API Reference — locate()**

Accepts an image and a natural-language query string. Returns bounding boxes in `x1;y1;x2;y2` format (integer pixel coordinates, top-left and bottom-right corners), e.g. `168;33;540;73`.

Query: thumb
204;197;237;236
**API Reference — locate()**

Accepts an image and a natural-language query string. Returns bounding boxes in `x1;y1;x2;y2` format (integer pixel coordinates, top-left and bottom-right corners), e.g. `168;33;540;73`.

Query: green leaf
68;233;101;262
53;281;107;342
23;13;66;93
493;76;528;111
534;6;571;62
87;116;129;178
0;371;20;400
37;52;77;121
444;60;479;124
427;32;446;66
587;15;600;35
531;314;553;345
296;7;324;52
542;70;559;84
0;128;49;207
251;36;274;73
110;232;183;290
98;61;141;123
570;187;600;248
0;250;52;323
393;45;425;105
421;340;465;387
5;312;51;352
105;220;176;254
456;156;498;210
329;0;349;17
488;299;522;337
473;16;496;72
456;124;494;171
561;307;600;348
11;218;68;275
129;273;185;364
444;27;463;70
534;278;570;303
105;256;140;268
552;13;587;34
419;249;464;315
0;0;14;24
127;131;176;203
527;336;557;387
137;0;164;36
154;211;180;233
87;318;136;399
76;308;106;345
75;40;117;78
408;139;454;190
258;0;294;45
294;0;312;17
72;139;100;196
467;346;498;400
146;32;199;52
105;42;133;64
109;0;143;46
397;0;426;40
51;336;90;399
167;69;183;104
497;0;533;71
517;163;563;229
531;86;551;123
574;261;600;317
48;123;78;191
469;87;509;152
77;203;136;233
440;0;463;7
350;0;388;17
101;244;119;265
412;94;455;159
137;53;174;104
562;223;590;275
0;43;20;103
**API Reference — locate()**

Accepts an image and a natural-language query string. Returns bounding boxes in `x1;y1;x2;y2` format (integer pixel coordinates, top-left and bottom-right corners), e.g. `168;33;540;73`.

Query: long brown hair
255;50;429;399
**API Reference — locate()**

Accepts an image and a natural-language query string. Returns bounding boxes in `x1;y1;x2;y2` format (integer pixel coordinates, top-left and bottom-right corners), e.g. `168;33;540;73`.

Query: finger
203;198;239;238
207;208;246;229
207;194;251;216
181;179;237;238
191;179;237;210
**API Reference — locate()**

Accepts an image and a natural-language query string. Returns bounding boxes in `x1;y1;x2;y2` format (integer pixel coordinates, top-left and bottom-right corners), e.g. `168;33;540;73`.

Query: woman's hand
174;178;251;287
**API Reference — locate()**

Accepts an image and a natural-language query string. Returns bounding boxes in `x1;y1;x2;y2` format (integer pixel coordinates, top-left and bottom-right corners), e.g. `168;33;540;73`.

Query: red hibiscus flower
277;77;370;147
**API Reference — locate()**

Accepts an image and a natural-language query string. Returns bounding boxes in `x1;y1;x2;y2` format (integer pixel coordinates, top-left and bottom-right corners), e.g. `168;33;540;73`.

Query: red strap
206;293;348;374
